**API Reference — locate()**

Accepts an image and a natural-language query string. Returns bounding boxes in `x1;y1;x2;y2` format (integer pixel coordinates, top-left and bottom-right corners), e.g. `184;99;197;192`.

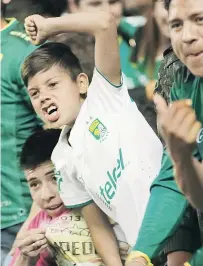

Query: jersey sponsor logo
99;148;125;205
89;118;108;142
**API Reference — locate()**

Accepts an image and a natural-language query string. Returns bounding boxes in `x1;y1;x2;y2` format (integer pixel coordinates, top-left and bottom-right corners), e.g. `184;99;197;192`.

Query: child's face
27;65;88;128
25;161;66;217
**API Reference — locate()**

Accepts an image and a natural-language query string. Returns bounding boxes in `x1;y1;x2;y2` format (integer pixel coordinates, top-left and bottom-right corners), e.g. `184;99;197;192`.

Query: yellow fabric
126;251;153;266
45;211;105;265
1;18;16;32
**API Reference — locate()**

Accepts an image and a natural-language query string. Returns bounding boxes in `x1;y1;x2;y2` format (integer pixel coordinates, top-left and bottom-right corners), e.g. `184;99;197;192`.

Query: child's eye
196;17;203;23
30;182;39;189
171;22;181;29
49;82;58;88
30;91;39;98
52;176;57;182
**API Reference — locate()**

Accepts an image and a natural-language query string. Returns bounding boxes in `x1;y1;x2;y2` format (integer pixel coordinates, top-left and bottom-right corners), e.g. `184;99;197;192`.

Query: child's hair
21;42;83;87
20;129;61;170
164;0;171;10
53;33;95;82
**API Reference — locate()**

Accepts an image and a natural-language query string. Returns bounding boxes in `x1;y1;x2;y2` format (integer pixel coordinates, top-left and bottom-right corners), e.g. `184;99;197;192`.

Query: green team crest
89;119;108;141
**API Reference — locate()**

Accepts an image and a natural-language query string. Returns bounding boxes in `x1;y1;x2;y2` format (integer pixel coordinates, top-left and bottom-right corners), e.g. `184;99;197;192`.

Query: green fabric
189;247;203;266
135;58;162;81
119;16;162;90
118;17;149;90
133;67;203;260
1;19;42;229
119;16;146;39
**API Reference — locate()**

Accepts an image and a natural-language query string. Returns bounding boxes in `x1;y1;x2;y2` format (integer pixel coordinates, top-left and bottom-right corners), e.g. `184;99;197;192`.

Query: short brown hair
21;42;83;87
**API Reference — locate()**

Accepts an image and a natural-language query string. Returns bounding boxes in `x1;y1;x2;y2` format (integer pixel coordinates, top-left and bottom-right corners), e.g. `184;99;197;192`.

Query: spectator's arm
174;156;203;212
25;12;120;86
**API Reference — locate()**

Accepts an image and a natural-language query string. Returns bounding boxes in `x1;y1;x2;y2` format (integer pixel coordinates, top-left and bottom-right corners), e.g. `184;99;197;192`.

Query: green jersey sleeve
188;247;203;266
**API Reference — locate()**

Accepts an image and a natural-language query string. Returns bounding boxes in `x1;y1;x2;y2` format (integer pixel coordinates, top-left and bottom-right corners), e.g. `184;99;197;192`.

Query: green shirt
1;19;42;229
133;67;203;265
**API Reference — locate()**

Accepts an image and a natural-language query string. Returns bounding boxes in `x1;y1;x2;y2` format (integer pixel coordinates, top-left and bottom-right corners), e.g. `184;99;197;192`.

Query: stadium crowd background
1;0;203;266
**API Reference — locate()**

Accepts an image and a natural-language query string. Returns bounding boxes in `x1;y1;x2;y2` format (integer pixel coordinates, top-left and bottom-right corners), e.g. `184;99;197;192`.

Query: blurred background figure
1;0;43;264
5;0;67;21
131;0;170;99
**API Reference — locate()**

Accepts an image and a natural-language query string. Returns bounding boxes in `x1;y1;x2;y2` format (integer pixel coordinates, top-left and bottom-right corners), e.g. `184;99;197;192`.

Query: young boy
23;11;163;260
10;129;129;266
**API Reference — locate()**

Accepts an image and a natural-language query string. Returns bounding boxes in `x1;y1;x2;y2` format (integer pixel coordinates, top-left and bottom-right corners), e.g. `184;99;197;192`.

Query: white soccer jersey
52;69;163;246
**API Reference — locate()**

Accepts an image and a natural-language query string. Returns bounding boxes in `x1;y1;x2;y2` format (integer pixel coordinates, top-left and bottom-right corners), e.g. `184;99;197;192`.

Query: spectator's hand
14;228;48;259
25;15;49;45
154;94;202;162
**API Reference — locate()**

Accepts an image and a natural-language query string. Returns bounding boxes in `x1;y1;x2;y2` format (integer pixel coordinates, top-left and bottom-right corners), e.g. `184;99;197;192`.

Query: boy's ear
76;73;89;96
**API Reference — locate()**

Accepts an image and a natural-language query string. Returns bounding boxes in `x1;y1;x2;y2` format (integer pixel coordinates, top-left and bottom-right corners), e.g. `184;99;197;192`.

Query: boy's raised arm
25;12;121;85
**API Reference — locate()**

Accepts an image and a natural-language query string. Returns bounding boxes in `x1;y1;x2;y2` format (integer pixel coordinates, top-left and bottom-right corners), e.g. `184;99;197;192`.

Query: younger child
10;129;128;266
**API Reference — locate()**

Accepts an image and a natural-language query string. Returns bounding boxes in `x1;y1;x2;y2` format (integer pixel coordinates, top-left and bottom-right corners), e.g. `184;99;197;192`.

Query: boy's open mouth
46;203;63;211
43;104;60;122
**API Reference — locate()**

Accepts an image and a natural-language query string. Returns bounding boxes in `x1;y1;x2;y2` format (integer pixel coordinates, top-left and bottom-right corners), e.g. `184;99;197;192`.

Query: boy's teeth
47;106;57;114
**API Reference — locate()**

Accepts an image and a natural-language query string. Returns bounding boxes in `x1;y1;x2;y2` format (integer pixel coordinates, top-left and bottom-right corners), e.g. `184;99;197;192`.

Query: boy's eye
196;17;203;23
171;22;181;30
30;91;39;98
49;82;58;88
89;1;102;7
52;176;57;182
30;182;39;189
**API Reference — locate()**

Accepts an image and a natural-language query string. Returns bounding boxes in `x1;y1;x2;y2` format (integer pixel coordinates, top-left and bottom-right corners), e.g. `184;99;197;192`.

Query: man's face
169;0;203;76
27;65;88;128
25;161;66;217
71;0;123;26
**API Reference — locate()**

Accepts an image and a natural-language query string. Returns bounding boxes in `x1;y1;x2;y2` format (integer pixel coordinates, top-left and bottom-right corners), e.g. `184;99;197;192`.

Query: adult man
126;0;203;266
1;0;42;263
